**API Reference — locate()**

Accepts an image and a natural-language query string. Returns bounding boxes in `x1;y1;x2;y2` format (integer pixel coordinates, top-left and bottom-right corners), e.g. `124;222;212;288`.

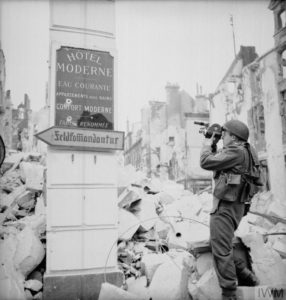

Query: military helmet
223;120;249;141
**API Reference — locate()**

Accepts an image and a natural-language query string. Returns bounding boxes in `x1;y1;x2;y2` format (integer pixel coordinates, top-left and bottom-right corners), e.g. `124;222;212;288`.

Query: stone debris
25;289;34;300
141;252;172;285
132;196;158;232
24;279;43;292
19;162;44;192
0;151;46;300
98;282;144;300
118;185;143;208
2;151;285;299
115;167;286;300
239;233;286;286
195;252;213;277
14;226;45;277
250;191;274;215
167;221;210;251
149;256;192;300
267;222;286;258
266;200;286;220
188;268;221;300
125;276;151;300
118;208;140;241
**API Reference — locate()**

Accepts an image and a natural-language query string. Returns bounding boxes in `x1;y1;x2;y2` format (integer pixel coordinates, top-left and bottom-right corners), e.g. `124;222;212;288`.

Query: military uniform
200;141;250;298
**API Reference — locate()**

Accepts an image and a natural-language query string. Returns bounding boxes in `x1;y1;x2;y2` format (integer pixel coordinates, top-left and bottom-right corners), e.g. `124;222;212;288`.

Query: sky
0;0;274;131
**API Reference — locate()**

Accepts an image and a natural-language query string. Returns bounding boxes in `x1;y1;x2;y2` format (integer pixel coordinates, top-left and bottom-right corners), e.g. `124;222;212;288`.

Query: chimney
24;94;30;110
126;119;129;133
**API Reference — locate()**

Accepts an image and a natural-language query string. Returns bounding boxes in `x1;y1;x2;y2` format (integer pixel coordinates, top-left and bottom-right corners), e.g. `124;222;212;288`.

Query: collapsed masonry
99;166;286;300
1;153;286;300
0;151;46;300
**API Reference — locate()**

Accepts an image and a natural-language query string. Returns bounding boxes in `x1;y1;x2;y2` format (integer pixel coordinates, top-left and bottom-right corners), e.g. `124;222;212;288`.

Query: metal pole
230;14;237;58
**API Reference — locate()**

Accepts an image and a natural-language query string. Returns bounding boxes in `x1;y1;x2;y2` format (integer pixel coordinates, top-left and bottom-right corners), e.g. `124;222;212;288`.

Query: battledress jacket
200;141;250;213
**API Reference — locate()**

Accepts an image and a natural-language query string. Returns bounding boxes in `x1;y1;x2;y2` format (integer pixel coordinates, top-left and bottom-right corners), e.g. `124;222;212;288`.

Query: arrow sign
35;126;125;151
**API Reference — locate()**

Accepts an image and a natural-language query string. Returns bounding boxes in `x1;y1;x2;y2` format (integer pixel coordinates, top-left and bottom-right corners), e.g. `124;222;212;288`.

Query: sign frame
54;46;114;130
35;126;125;152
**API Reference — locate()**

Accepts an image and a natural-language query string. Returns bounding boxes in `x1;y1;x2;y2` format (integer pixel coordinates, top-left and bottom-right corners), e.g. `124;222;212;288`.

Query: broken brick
149;259;191;300
195;252;213;277
98;282;144;300
141;253;171;285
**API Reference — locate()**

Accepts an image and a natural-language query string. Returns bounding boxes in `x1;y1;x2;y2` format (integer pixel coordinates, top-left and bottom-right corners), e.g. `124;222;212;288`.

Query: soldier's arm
200;145;244;171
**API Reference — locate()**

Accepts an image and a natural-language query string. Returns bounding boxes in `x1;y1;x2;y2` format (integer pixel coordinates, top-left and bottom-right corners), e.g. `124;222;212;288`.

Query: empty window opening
282;50;286;79
279;10;286;29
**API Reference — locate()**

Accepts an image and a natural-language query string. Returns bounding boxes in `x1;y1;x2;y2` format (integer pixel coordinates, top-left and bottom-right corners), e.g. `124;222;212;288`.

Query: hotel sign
35;127;124;151
55;47;114;130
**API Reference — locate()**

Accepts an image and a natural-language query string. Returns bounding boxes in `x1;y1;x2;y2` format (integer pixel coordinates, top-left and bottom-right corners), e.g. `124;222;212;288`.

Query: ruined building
0;47;5;115
0;46;35;152
124;121;142;170
124;83;211;192
210;0;286;207
0;47;13;149
11;94;34;152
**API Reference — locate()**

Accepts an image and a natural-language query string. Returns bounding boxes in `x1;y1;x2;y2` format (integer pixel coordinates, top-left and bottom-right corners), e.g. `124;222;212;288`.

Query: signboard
55;47;114;130
35;127;124;151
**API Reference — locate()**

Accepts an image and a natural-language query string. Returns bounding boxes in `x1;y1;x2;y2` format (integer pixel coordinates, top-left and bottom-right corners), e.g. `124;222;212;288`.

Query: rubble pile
1;154;285;300
235;191;286;287
102;167;211;300
101;166;286;300
0;151;46;300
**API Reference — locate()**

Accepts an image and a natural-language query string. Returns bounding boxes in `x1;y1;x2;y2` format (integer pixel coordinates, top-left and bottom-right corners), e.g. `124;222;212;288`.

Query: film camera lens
205;123;222;139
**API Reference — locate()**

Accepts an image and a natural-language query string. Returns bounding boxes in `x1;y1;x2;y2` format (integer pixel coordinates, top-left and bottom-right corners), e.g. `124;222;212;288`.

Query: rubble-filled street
2;150;285;300
0;151;46;300
1;1;286;300
98;166;286;300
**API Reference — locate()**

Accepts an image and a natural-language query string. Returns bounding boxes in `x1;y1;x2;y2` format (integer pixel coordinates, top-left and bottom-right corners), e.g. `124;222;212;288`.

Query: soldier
200;119;260;300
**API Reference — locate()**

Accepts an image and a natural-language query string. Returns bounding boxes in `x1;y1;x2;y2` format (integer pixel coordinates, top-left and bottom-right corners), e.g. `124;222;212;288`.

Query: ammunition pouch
213;173;244;202
214;172;260;203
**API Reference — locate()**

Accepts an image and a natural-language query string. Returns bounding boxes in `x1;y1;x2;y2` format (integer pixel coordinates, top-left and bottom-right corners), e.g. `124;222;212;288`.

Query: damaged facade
0;47;13;150
0;46;36;153
210;4;286;205
11;94;34;152
0;46;5;115
124;121;143;171
0;46;49;154
124;83;211;192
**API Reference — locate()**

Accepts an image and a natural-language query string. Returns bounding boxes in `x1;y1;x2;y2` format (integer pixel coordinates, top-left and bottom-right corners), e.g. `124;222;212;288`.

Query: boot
239;267;260;286
245;271;260;286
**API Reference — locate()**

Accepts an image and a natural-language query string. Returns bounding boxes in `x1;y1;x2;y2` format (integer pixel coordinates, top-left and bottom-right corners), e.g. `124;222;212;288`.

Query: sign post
42;2;123;299
36;126;124;151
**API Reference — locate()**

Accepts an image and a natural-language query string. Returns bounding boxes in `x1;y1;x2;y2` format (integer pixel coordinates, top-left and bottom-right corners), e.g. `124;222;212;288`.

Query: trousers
210;200;245;295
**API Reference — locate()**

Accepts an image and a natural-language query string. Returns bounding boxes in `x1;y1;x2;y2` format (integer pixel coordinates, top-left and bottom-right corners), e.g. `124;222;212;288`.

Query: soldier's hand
212;135;220;145
202;132;216;147
202;137;213;147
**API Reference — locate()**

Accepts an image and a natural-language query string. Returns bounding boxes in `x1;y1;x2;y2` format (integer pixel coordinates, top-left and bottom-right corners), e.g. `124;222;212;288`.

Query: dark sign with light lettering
55;47;114;130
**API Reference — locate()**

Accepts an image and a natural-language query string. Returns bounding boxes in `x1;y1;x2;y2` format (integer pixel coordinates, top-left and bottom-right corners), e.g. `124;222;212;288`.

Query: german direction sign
35;126;124;151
